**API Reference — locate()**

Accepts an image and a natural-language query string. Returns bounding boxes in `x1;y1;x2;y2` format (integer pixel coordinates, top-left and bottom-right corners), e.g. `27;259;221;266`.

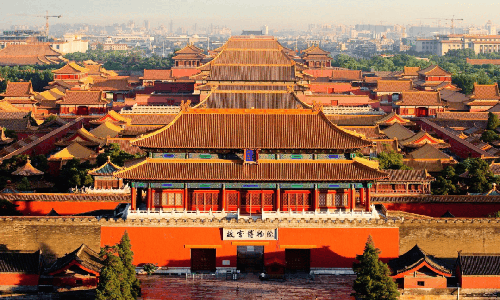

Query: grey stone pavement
140;274;356;300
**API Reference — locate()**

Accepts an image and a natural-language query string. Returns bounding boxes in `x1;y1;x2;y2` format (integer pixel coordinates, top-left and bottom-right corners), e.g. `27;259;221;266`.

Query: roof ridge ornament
311;100;323;112
180;100;192;112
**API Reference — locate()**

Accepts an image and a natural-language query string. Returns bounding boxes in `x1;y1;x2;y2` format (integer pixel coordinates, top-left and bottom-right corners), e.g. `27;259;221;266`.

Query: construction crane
417;16;463;34
10;11;62;38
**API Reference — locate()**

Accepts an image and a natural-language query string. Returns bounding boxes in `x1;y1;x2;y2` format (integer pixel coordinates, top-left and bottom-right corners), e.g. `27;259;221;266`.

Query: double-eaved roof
131;109;373;150
198;36;298;81
114;158;388;181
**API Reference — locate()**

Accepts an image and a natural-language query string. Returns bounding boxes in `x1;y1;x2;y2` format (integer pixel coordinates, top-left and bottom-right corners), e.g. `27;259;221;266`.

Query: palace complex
3;35;500;293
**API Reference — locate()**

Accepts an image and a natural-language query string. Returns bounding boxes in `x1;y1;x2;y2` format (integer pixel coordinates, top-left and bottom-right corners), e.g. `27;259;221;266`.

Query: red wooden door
241;190;274;214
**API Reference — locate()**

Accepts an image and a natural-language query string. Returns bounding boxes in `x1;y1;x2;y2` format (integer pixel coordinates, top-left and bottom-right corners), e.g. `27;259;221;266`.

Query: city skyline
1;0;500;33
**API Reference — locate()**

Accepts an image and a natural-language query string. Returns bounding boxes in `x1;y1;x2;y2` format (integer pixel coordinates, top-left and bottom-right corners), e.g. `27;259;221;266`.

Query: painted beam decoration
223;228;278;240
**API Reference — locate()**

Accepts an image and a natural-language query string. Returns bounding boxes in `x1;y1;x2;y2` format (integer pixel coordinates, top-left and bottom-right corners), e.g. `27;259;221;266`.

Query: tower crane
11;11;62;38
417;16;463;34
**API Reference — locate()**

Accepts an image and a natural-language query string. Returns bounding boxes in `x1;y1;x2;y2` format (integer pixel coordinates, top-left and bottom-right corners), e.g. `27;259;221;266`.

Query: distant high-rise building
262;25;269;35
144;20;150;31
169;20;173;34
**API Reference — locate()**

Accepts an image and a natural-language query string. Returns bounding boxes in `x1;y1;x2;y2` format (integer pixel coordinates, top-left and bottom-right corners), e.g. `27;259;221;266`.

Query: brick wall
0;218;101;263
399;219;500;257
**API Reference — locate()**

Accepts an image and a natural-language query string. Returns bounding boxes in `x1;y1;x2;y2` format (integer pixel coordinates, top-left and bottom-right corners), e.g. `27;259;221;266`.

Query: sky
1;0;499;32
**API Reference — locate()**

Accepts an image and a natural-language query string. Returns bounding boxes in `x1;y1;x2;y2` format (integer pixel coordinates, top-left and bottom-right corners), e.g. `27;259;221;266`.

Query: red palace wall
382;203;500;218
0;274;39;287
403;276;447;289
13;201;125;216
461;276;500;289
101;227;399;269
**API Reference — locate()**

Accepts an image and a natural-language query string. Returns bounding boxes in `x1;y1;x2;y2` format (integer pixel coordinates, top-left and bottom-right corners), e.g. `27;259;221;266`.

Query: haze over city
2;0;500;31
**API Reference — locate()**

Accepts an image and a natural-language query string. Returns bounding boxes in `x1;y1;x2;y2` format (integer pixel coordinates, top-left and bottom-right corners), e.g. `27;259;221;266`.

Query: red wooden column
359;188;365;206
350;186;356;211
221;184;226;211
131;186;137;210
147;187;152;210
184;186;189;211
261;192;265;212
276;186;281;211
314;185;319;211
365;187;371;212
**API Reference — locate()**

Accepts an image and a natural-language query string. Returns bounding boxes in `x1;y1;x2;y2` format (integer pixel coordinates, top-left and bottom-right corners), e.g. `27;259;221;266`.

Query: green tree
481;130;499;142
96;245;132;300
97;143;143;167
0;199;21;216
376;150;411;170
487;112;500;130
464;158;496;193
16;177;32;191
118;232;141;299
352;236;399;300
54;159;94;192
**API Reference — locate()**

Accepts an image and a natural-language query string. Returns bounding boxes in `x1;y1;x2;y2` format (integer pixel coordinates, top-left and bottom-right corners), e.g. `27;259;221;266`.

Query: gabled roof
93;110;131;125
12;158;44;176
0;100;22;112
418;65;451;77
89;121;122;139
490;162;500;175
375;80;413;92
458;254;500;276
131;109;373;150
379;169;433;182
0;250;41;274
0;81;35;97
88;156;122;176
0;111;32;131
400;131;446;146
52;62;90;74
376;112;411;125
470;83;500;100
48;142;96;161
114;158;388;181
396;91;443;106
58;91;108;105
389;245;452;278
327;114;401;126
331;70;362;81
408;143;452;160
141;69;173;81
402;66;420;76
382;123;415;140
303;45;330;56
90;78;131;91
0;44;64;66
46;244;102;276
56;128;104;147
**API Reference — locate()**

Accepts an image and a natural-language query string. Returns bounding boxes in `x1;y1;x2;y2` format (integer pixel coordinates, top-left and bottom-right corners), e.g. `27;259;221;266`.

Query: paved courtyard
140;274;356;300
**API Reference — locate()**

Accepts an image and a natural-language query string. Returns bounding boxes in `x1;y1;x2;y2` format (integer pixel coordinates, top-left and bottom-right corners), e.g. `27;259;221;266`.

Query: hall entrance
191;248;216;272
237;246;264;273
285;249;311;273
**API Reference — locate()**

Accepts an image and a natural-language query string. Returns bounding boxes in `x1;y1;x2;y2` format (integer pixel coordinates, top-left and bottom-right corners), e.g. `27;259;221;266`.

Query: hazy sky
1;0;499;32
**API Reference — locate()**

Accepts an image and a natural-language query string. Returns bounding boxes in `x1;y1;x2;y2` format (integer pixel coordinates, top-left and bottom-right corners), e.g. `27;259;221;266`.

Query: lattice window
154;193;161;206
227;192;238;206
264;193;273;205
282;193;289;206
318;193;327;207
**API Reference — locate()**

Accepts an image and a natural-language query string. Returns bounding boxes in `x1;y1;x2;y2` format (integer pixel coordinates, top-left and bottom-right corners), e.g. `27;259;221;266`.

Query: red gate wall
101;227;399;269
